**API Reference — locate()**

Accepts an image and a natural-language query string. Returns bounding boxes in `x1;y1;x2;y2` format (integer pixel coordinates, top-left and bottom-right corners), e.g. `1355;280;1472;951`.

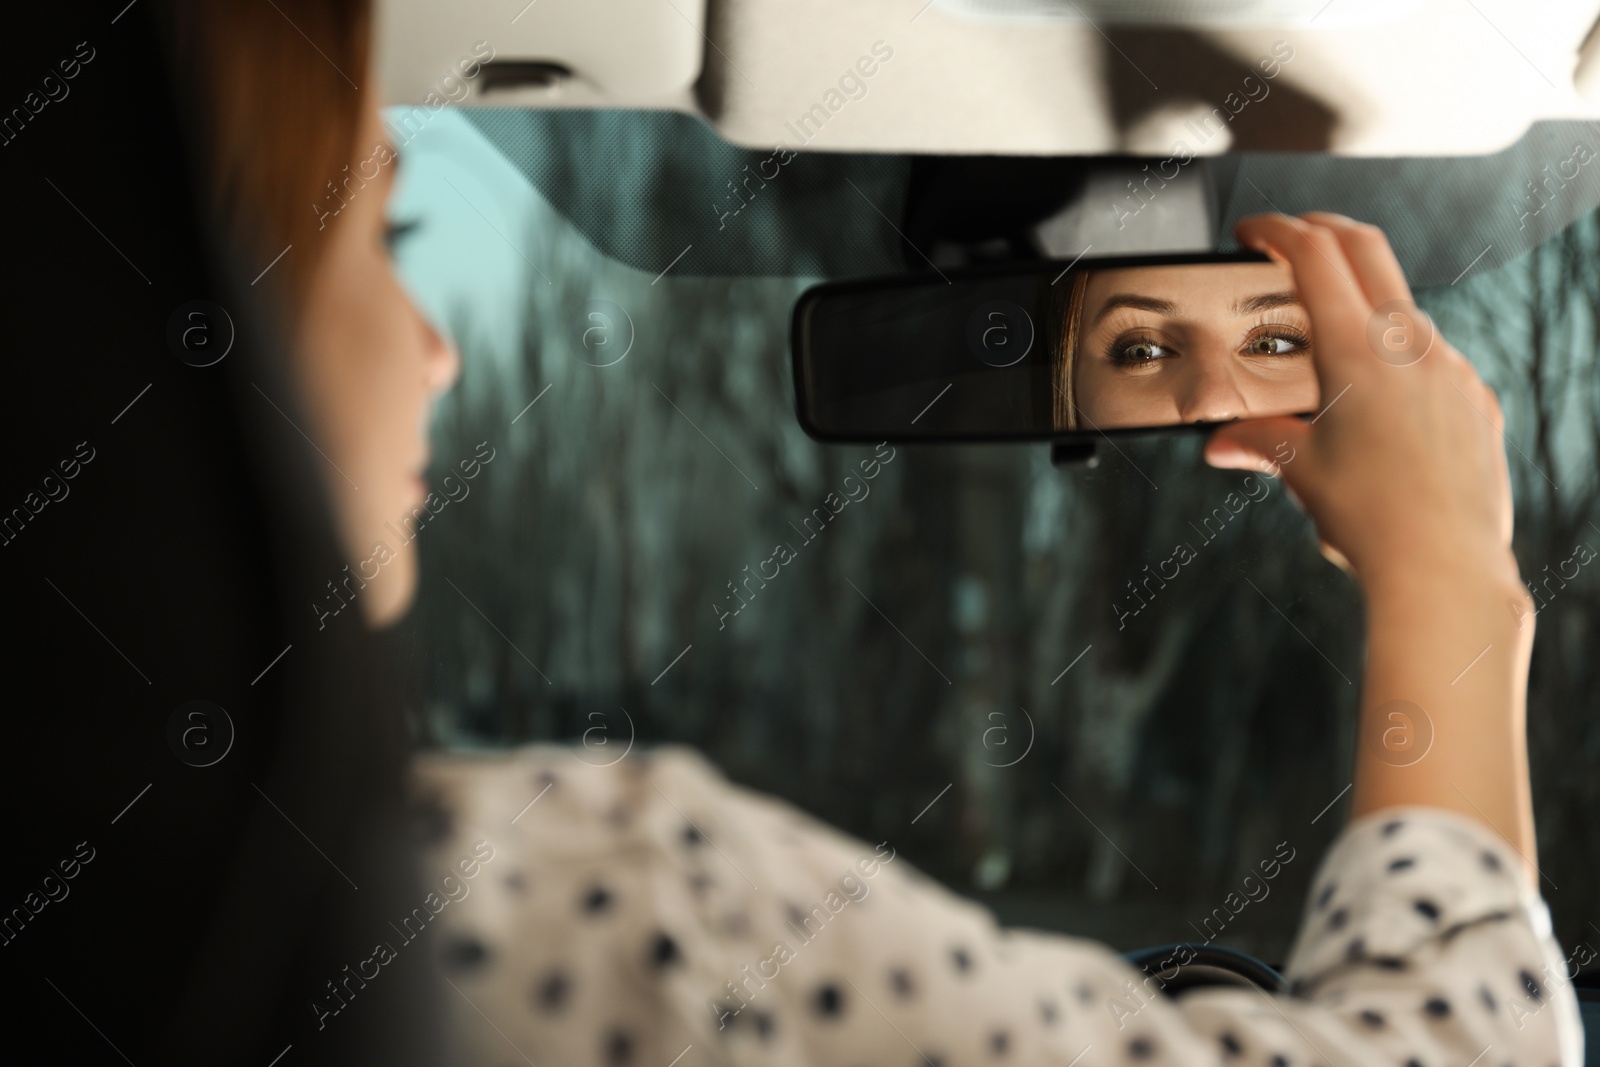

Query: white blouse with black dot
411;746;1583;1067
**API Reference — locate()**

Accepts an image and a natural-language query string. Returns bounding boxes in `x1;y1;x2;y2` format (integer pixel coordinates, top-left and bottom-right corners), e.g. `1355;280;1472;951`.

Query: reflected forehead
1084;261;1300;322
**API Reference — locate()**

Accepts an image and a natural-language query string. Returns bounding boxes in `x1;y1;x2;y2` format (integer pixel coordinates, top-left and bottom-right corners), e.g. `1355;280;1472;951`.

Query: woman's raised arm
1205;211;1537;875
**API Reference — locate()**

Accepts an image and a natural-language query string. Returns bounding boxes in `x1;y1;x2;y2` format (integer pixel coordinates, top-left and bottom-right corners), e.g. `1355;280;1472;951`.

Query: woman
1054;261;1321;431
171;4;1580;1064
170;0;459;627
3;4;442;1065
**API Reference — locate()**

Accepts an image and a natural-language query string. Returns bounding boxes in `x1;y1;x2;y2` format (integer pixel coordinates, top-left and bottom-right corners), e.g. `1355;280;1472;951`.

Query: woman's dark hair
167;0;373;310
1;4;437;1064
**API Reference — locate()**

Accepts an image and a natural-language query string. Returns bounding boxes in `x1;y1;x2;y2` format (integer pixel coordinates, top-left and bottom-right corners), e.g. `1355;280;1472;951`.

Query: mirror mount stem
1050;441;1098;469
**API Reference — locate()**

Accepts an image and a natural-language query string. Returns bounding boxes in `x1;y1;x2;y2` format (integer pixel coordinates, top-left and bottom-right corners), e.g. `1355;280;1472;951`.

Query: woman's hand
1203;212;1518;594
1204;212;1538;873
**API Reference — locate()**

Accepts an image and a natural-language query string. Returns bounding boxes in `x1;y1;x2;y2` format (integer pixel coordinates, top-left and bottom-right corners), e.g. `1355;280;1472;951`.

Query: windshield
390;107;1600;963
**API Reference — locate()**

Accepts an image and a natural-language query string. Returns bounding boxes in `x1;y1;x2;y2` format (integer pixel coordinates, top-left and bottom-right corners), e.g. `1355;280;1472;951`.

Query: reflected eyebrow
1092;294;1176;325
1232;290;1300;315
1092;289;1303;326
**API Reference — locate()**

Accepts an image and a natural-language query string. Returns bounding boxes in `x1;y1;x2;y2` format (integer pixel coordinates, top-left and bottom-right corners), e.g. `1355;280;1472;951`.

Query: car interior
7;0;1600;1062
364;0;1600;1048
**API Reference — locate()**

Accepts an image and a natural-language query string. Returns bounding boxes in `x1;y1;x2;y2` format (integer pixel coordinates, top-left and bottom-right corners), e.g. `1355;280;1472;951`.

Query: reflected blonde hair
1051;270;1090;431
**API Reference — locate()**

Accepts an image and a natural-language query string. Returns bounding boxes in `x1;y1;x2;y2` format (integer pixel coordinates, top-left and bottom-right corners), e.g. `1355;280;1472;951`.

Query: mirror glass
795;252;1320;440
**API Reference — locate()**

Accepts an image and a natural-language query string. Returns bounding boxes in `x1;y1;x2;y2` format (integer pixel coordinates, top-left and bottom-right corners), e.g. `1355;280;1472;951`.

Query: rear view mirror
792;251;1318;442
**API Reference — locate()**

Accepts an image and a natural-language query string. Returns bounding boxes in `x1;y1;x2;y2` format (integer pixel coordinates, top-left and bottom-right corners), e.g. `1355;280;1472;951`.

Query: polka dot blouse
411;745;1582;1067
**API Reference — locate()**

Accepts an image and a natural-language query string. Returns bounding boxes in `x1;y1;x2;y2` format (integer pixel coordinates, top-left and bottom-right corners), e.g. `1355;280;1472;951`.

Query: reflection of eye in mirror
1058;261;1318;431
793;252;1322;442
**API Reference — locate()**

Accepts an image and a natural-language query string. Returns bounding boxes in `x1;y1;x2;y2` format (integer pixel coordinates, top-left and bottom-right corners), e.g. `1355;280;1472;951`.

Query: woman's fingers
1481;384;1515;545
1235;214;1370;391
1236;214;1369;313
1480;379;1506;436
1298;212;1415;309
1204;415;1313;479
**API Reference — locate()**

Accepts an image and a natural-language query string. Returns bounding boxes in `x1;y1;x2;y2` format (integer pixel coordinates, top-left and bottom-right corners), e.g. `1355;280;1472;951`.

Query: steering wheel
1122;943;1287;995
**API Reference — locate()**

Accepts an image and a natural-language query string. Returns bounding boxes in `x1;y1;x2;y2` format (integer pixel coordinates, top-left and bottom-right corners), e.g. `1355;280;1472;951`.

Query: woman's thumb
1204;416;1312;480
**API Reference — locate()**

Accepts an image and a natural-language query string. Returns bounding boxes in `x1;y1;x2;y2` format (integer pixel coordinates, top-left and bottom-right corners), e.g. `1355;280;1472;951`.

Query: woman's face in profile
1072;262;1319;430
296;100;460;626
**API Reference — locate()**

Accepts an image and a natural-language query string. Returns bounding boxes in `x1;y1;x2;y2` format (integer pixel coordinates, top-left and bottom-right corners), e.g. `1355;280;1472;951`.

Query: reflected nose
1176;348;1247;423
